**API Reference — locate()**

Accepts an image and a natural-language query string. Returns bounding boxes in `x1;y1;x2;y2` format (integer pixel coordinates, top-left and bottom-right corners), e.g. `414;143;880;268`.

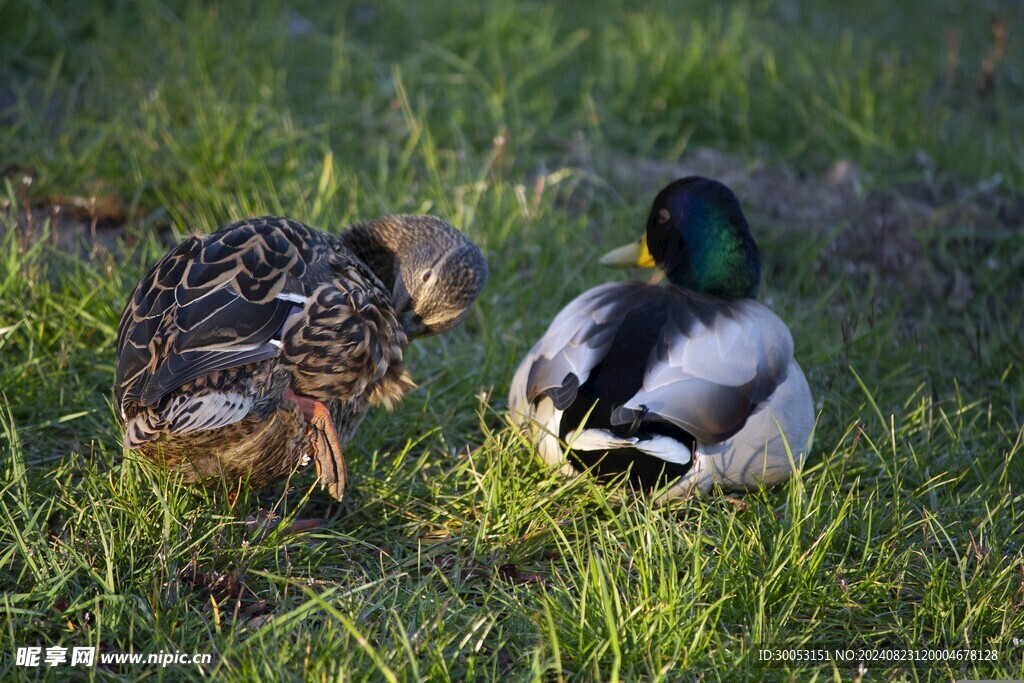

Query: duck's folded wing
116;218;316;410
610;296;795;443
512;283;656;412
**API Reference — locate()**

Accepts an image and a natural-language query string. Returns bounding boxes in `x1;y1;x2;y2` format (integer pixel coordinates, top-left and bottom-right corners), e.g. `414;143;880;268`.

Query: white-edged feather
275;291;309;304
569;428;692;466
163;391;253;434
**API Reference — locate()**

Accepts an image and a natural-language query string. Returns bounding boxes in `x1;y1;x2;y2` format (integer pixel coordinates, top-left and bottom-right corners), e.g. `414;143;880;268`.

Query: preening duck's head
342;215;488;338
600;177;761;299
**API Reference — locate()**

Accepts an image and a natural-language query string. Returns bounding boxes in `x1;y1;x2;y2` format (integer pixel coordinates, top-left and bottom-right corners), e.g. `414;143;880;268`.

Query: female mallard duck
509;177;813;498
116;214;487;501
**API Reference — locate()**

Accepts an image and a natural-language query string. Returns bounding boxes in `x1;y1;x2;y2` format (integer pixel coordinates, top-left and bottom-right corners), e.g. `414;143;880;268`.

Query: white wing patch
163;391;253;434
275;291;309;304
634;435;693;465
568;428;692;466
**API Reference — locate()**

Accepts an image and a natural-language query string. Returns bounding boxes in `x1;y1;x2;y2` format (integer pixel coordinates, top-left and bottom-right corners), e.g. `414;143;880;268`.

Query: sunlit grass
2;0;1023;680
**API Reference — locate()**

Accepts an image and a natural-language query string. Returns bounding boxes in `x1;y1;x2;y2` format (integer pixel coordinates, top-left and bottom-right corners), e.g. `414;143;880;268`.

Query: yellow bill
599;234;656;268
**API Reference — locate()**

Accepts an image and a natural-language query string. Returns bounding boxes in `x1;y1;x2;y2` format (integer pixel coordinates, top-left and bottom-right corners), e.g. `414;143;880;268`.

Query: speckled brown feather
280;273;412;406
114;214;486;501
116;217;325;408
121;361;311;489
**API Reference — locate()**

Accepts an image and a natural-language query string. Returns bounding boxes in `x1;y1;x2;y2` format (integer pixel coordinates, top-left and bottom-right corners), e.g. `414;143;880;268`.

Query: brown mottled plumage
115;215;487;500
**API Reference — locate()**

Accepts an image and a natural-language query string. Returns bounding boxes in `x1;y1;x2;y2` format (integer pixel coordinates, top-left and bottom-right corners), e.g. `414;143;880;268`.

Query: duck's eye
422;270;433;283
657;208;671;224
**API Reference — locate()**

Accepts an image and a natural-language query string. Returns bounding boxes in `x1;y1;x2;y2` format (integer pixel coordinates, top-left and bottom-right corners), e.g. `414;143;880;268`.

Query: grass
2;0;1023;680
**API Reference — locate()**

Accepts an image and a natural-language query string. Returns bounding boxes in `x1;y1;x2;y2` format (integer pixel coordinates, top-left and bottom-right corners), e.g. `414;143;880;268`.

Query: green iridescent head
600;176;761;300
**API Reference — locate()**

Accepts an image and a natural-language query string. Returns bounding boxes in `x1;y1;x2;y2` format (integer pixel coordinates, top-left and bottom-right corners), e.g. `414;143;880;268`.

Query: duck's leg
241;389;345;538
285;387;348;501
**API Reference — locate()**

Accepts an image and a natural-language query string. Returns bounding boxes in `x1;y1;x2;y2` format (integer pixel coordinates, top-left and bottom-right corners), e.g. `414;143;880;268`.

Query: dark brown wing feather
115;217;333;410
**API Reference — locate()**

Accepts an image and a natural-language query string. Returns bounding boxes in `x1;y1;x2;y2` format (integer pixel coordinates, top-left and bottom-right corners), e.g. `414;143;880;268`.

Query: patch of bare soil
1;168;119;254
550;136;1023;312
0;167;177;265
3;144;1021;316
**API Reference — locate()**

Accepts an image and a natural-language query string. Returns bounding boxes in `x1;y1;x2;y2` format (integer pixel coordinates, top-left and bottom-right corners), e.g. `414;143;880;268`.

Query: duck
116;214;487;501
509;177;814;498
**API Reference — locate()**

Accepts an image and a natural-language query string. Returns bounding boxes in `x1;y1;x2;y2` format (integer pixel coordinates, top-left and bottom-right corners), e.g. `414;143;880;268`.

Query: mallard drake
116;214;487;501
509;177;814;498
